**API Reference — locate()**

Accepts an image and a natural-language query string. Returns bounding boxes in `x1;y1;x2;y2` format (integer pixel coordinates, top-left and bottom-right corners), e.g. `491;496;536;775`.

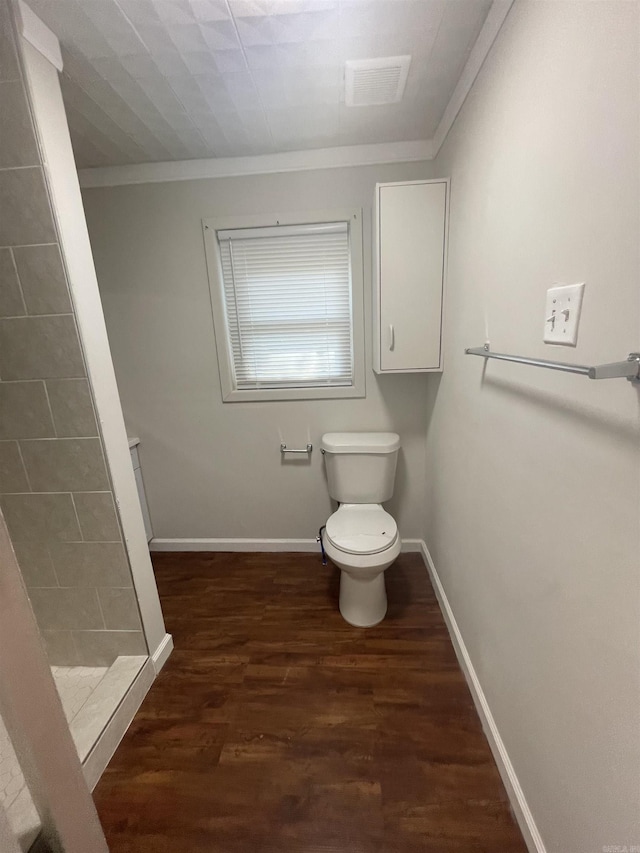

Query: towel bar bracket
625;353;640;384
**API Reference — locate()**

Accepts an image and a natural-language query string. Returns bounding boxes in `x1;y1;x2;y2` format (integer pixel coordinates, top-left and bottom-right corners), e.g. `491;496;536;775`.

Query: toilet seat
325;504;398;556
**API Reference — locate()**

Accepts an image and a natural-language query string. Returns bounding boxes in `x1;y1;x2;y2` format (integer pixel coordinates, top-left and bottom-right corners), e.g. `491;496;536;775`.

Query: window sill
222;382;366;403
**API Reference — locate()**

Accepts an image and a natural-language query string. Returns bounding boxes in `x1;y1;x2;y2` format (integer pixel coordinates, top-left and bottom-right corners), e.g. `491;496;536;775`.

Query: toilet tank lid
321;432;400;454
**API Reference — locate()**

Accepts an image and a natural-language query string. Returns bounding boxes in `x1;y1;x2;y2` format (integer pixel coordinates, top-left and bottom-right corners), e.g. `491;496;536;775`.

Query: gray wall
0;1;145;666
83;161;435;542
426;2;640;850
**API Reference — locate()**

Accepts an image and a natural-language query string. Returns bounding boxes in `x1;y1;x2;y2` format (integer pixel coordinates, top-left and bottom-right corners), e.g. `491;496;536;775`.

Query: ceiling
28;0;493;169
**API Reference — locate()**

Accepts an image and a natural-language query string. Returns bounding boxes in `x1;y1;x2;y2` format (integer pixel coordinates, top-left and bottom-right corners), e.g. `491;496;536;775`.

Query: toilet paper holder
280;443;312;454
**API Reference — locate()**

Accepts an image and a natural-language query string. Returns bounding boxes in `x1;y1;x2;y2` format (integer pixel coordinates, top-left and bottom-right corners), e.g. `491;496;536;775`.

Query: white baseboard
400;538;422;553
418;541;546;853
151;632;173;674
150;537;319;552
150;537;423;553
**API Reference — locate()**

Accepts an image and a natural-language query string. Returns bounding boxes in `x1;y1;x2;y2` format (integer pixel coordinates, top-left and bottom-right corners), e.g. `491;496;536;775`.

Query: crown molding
78;140;435;188
16;0;63;71
432;0;514;155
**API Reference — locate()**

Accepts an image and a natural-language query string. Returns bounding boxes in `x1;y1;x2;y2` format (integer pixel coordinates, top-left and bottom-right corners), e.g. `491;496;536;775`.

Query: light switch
543;283;585;346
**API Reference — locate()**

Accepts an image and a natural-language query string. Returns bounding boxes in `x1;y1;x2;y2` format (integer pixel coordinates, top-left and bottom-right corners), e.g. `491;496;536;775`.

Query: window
203;210;365;402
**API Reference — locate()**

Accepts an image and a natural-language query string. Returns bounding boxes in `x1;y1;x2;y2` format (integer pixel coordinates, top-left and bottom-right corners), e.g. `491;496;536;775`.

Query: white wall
427;2;640;851
83;162;435;541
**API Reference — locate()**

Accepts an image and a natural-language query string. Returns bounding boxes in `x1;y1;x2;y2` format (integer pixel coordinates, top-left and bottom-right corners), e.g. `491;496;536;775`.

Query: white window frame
203;208;365;403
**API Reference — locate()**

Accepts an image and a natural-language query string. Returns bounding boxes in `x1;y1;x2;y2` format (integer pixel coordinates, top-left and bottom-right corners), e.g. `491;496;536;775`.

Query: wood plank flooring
93;552;527;852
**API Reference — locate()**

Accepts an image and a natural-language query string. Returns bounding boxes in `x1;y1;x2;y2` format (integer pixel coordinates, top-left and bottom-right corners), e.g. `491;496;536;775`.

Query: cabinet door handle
388;324;395;351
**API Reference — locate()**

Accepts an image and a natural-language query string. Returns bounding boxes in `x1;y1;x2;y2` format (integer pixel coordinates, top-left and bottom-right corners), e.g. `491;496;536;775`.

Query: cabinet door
378;181;446;371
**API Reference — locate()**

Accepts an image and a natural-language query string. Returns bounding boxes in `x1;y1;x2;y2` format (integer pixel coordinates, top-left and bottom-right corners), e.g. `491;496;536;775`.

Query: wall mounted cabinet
373;179;449;373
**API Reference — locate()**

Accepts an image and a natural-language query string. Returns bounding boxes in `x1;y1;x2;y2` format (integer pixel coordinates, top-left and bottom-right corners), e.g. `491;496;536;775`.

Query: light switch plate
543;283;585;346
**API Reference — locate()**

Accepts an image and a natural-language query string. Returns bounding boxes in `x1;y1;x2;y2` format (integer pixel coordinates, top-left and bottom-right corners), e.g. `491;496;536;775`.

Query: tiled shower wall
0;1;145;666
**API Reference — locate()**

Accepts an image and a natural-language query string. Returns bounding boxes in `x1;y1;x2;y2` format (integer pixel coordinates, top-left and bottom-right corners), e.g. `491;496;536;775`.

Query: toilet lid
325;505;398;555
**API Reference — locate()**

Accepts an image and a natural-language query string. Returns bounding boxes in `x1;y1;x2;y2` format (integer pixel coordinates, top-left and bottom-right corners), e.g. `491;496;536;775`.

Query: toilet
321;432;401;627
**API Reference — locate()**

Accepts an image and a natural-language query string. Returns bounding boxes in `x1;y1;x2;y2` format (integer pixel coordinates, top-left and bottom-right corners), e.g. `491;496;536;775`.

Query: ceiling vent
345;55;412;107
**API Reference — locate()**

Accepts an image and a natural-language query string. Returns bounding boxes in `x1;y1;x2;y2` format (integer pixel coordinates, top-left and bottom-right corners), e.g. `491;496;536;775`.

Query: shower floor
0;656;146;851
53;664;109;725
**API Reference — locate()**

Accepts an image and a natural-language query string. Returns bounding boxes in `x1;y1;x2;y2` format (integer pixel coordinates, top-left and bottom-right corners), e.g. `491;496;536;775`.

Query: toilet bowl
321;432;401;627
323;504;401;627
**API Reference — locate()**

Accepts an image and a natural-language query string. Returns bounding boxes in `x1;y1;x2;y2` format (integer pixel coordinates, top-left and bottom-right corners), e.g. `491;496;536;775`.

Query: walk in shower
0;2;169;849
0;100;148;835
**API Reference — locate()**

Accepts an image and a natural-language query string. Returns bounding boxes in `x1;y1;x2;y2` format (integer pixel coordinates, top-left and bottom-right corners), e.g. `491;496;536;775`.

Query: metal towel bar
280;443;312;454
465;344;640;383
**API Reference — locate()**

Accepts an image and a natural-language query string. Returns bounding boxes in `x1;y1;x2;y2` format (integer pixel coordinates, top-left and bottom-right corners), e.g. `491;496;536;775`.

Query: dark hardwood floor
93;552;527;852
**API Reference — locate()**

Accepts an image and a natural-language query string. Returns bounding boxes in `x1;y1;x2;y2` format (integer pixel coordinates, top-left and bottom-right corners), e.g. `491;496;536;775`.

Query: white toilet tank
321;432;400;504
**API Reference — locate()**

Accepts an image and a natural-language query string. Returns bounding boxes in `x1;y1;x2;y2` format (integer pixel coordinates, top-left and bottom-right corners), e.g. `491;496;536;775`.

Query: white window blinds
217;222;353;390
